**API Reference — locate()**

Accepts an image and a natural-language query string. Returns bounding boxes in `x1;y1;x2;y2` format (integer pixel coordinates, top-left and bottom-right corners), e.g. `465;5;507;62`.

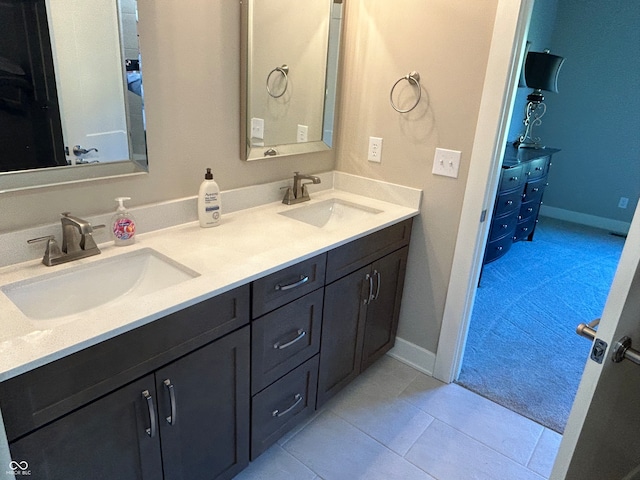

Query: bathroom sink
279;198;382;228
1;248;200;321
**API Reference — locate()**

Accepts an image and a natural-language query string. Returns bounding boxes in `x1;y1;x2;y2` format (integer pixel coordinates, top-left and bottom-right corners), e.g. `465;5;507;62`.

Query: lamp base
513;138;546;149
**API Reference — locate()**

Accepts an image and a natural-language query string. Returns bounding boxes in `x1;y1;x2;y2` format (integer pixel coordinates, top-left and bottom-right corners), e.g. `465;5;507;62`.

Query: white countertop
0;174;420;381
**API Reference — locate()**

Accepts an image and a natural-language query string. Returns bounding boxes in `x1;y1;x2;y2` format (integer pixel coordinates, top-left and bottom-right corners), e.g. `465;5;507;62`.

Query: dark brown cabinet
317;220;412;408
4;289;251;480
2;218;415;476
483;146;559;264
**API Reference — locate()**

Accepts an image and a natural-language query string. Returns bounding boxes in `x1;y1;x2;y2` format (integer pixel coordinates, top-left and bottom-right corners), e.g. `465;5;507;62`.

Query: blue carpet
457;217;625;433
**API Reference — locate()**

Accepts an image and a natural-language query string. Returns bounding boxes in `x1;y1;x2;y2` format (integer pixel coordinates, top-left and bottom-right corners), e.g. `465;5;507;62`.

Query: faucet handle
280;186;295;205
27;235;63;266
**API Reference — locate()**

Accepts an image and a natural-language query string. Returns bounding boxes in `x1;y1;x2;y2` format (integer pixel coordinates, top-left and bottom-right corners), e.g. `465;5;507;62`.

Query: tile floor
233;355;562;480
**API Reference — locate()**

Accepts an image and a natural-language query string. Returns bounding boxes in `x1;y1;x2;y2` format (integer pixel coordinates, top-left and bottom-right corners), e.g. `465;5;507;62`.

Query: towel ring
390;71;421;113
266;65;289;98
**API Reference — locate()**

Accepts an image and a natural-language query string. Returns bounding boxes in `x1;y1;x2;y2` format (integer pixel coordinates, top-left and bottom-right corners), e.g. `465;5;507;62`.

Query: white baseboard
540;205;630;235
387;337;436;377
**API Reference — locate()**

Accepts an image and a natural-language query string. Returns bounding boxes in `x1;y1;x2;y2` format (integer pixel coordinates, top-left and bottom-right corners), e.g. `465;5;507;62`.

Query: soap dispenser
112;197;136;246
198;168;221;227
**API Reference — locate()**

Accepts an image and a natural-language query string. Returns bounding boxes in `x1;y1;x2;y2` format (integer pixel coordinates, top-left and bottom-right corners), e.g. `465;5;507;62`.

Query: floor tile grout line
525;427;547;469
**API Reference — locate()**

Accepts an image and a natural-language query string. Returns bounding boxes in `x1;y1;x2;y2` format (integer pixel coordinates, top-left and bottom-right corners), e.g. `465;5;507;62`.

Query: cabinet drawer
489;212;518;242
523;177;547;204
514;216;538;241
251;355;319;460
0;285;250;442
498;164;525;192
494;189;523;217
252;254;326;318
524;157;549;180
518;199;541;222
484;235;513;264
252;289;323;394
326;218;413;283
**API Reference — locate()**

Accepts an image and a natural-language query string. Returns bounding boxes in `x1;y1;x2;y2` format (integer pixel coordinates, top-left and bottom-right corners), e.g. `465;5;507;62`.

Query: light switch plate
432;148;461;178
251;117;264;140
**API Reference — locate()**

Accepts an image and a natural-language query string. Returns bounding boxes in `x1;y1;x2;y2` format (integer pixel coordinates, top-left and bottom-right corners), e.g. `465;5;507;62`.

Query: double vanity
0;173;420;479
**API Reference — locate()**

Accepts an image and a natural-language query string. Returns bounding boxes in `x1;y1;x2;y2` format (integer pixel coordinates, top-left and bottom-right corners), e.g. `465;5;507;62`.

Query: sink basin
1;248;200;321
279;198;382;228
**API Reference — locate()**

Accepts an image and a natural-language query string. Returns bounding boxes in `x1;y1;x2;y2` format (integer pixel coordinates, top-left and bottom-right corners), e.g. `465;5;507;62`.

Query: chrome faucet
282;172;322;205
28;213;105;266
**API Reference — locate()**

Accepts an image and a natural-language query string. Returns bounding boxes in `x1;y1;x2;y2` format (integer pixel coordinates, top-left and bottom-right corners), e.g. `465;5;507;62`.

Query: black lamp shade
524;51;565;93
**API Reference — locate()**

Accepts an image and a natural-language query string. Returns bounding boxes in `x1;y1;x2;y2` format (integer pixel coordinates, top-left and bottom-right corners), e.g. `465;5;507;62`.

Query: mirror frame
0;0;148;194
240;0;343;161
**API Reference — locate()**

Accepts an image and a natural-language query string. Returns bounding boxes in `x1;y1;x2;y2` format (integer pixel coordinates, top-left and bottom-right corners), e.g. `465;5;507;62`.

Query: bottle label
114;218;136;240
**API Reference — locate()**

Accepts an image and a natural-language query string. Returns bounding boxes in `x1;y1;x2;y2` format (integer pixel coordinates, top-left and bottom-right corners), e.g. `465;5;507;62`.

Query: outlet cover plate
432;148;461;178
368;137;383;163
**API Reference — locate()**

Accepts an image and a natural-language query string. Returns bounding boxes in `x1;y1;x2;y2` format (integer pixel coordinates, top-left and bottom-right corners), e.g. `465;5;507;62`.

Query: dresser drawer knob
496;246;503;251
527;207;533;213
532;187;539;192
501;224;508;229
522;227;529;232
506;200;513;205
510;176;518;181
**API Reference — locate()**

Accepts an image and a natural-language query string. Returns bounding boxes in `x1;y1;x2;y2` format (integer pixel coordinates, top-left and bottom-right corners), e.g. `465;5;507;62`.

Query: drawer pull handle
163;379;177;426
273;329;306;350
364;273;374;304
373;270;381;301
142;390;157;438
275;275;309;291
272;393;303;418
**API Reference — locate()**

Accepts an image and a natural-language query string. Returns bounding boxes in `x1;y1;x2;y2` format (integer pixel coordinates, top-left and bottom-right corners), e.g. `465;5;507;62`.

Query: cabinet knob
497;246;503;251
522;227;529;232
501;224;508;229
510;176;518;181
532;187;539;192
527;207;533;213
506;200;513;205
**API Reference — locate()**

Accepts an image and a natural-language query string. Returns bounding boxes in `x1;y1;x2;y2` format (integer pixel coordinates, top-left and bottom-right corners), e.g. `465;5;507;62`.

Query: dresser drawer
518;199;541;222
494;189;523;217
326;218;412;283
484;235;514;264
251;355;319;459
251;289;323;394
489;212;518;242
514;216;538;241
523;177;547;204
252;253;326;318
498;164;525;192
524;157;549;180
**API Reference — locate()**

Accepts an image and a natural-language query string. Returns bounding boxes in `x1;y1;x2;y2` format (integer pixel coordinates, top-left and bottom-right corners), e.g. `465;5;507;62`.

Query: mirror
0;0;147;193
240;0;343;161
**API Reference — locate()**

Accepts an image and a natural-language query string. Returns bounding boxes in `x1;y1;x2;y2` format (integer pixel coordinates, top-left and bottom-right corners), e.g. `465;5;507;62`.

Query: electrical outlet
432;148;461;178
251;117;264;140
618;197;629;209
297;124;308;143
368;137;383;163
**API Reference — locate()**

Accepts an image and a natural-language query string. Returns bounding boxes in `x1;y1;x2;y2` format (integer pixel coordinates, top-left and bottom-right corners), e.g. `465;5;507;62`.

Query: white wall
336;0;498;353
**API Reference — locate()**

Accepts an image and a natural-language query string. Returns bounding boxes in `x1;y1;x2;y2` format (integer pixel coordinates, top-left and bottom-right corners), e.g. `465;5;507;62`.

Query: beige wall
1;0;334;232
336;0;498;352
2;0;502;358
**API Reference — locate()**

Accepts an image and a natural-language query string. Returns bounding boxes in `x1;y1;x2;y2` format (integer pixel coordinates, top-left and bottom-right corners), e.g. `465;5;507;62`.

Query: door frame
433;0;536;383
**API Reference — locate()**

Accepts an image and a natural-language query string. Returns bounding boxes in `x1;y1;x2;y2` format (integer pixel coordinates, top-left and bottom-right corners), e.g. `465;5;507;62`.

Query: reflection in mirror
241;0;343;161
0;0;147;193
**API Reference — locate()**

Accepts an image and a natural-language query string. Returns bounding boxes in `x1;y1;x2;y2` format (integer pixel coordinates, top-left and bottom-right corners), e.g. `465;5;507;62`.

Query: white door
551;201;640;480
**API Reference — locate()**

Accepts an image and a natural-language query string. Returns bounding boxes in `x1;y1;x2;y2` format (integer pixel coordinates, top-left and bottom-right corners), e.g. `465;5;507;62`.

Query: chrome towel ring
390;71;421;113
266;64;289;98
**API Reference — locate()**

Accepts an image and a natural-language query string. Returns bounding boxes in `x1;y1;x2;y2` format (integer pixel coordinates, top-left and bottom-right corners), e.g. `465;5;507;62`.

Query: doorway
433;0;639;416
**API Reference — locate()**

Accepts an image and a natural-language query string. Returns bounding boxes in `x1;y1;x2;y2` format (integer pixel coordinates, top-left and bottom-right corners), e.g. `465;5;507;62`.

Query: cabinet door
156;326;250;480
317;266;369;408
9;375;162;480
361;247;409;371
